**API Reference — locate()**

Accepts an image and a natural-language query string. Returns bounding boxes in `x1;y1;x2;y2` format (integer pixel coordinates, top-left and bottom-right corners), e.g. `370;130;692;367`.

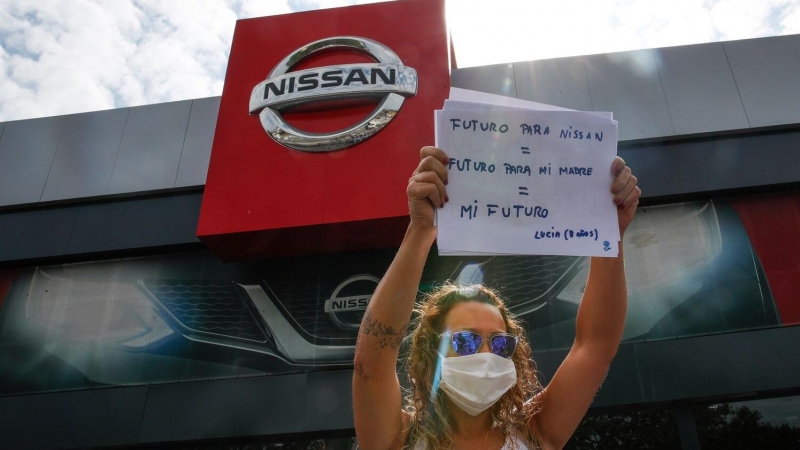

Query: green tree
565;409;680;450
565;404;800;450
695;404;800;450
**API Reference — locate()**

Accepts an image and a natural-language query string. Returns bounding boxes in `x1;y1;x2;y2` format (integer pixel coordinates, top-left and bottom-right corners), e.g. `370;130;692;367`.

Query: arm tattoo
361;310;409;350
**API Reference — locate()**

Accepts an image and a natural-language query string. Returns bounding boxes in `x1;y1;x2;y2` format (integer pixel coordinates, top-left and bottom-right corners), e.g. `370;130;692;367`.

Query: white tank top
411;433;531;450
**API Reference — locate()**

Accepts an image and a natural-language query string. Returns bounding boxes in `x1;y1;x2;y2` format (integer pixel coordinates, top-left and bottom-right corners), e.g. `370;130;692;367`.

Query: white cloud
447;0;799;67
0;0;394;121
236;0;292;19
0;0;798;122
0;0;143;121
288;0;393;11
785;3;800;32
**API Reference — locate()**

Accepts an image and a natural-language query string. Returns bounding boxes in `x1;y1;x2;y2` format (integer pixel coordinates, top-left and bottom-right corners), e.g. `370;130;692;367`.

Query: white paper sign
436;107;620;257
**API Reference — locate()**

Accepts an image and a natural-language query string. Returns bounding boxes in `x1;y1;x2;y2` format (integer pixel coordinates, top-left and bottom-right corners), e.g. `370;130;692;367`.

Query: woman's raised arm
353;146;449;450
529;156;640;450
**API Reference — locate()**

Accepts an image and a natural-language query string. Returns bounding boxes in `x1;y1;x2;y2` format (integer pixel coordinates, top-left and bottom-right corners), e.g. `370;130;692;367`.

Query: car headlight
623;201;722;290
26;269;174;349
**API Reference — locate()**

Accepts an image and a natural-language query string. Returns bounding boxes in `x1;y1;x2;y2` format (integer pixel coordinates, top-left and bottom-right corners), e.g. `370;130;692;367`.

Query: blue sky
1;0;799;122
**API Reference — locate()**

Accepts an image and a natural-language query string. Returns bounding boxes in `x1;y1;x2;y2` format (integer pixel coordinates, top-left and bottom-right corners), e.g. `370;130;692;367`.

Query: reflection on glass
0;199;782;395
565;408;680;449
694;395;800;449
624;201;721;291
150;436;357;450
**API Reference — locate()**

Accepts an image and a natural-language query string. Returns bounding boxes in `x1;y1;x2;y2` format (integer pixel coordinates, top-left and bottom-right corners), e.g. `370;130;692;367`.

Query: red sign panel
732;193;800;325
198;0;449;261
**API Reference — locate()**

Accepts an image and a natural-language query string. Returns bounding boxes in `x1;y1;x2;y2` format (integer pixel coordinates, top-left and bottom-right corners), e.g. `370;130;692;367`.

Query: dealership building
1;1;799;449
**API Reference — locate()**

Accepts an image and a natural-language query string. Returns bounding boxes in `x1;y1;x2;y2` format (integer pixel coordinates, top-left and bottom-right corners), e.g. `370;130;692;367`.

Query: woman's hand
610;156;641;234
407;146;449;230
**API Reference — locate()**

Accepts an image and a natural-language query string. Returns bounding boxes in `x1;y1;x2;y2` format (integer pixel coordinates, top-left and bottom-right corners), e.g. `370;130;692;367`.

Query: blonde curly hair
403;283;543;450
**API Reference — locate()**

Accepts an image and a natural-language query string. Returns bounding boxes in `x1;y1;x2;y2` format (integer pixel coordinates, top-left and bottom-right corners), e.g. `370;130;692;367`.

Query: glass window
694;395;800;449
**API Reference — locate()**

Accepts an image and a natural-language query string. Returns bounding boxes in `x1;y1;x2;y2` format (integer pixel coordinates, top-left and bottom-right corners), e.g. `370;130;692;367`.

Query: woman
353;146;641;450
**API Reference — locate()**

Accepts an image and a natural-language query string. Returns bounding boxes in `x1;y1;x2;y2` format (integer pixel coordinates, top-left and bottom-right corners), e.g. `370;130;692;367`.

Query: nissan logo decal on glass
324;275;379;330
249;36;418;152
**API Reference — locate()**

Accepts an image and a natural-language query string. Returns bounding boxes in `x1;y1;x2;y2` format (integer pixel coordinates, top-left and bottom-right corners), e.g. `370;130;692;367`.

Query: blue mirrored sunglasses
445;330;518;359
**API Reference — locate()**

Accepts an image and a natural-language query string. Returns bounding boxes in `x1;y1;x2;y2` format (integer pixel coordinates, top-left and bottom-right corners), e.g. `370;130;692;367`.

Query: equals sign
518;187;529;196
521;147;531;155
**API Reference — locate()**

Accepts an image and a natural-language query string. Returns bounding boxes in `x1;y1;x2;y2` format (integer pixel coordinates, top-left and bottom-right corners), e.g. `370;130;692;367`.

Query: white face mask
439;352;517;416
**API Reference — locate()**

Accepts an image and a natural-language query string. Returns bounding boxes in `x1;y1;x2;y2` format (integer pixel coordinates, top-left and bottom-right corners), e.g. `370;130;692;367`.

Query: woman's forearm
353;224;437;379
573;238;628;360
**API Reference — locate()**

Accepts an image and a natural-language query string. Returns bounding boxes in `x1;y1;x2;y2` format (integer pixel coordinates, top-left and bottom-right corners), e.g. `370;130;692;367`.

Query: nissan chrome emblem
324;275;379;330
248;36;418;152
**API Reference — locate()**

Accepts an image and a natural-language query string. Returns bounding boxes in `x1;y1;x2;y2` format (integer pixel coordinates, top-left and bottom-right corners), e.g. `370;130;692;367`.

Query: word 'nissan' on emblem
249;36;417;153
324;275;379;331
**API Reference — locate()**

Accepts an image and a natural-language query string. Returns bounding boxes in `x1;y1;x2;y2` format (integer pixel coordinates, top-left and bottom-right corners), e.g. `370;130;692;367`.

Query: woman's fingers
608;156;641;212
613;172;638;206
409;146;449;211
417;146;450;185
407;178;443;213
420;146;449;165
409;170;448;207
415;155;449;185
610;166;632;199
622;186;642;209
610;156;626;176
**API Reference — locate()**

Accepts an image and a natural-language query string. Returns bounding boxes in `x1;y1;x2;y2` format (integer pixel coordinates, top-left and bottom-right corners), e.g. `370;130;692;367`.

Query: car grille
143;280;267;343
262;255;465;343
262;276;354;341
